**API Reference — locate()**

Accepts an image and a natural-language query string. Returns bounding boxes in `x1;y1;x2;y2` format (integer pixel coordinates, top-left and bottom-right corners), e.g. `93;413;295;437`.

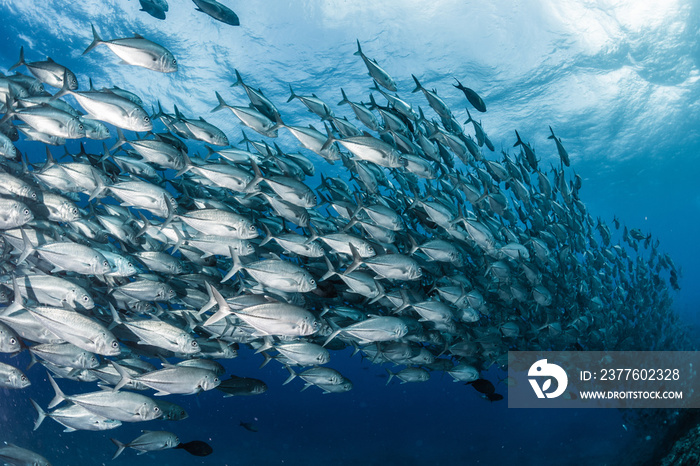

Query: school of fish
0;22;685;464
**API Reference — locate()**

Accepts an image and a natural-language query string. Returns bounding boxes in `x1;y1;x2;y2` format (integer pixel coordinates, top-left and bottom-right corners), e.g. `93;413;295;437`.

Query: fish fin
203;282;232;326
411;74;422;93
254;336;274;354
63;427;77;433
8;46;25;71
17;228;35;265
109;127;127;152
242;159;264;193
220;246;242;283
259;351;273;369
319;255;336;282
286;84;296;103
513;130;523;147
110;360;132;392
111;438;126;460
29;398;46;431
338;88;350;106
50;69;72;102
323;328;341;348
83;24;103;55
282;366;296;385
232;69;244;87
47;372;66;409
385;368;394;386
154;391;170;396
353;39;362;56
343;242;363;275
107;302;123;330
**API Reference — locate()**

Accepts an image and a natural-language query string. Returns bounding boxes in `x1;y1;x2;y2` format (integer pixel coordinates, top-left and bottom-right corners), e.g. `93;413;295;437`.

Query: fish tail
110;361;132;392
513;129;523;148
385;369;394;386
286;84;297;103
107;302;123;331
83;24;103;55
452;77;463;90
29;398;47;431
0;95;15;126
282;365;296;385
259;351;273;368
366;93;379;110
411;74;422;93
203;282;233;326
353;39;362;56
232;69;244;87
27;349;37;371
258;223;273;247
8;46;25;71
338;88;349;106
47;373;66;409
320;255;336;282
111;438;126;460
242;158;264;193
109;127;128;153
547;125;555;139
322;328;341;348
17;228;36;265
343;242;363;275
220;246;242;284
465;108;473;124
320;123;337;152
211;91;229;113
50;69;72;102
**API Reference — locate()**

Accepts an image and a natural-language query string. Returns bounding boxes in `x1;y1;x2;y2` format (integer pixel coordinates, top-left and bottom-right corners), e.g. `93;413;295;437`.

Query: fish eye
78;124;84;130
103;260;109;267
144;116;150;122
21;375;27;381
172;58;177;65
154;406;160;412
9;338;16;345
367;246;374;254
309;279;315;285
83;296;89;302
111;341;119;348
23;209;30;216
191;341;198;347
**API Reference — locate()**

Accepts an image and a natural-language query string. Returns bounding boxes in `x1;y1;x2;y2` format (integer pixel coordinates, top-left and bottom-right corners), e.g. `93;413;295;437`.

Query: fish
0;361;31;389
216;375;268;397
240;421;258;432
83;25;177;73
111;360;221;395
192;0;240;26
548;126;570;167
47;373;163;422
138;0;168;19
0;443;51;466
354;40;397;91
175;440;213;456
453;79;487;112
112;430;179;459
31;399;122;433
9;46;78;90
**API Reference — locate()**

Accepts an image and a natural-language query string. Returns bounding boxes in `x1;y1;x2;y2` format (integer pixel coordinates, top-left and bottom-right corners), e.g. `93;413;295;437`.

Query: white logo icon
528;359;568;399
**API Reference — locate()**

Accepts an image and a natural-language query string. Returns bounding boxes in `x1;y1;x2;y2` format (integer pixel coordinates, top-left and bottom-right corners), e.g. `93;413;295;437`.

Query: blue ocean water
0;1;698;464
